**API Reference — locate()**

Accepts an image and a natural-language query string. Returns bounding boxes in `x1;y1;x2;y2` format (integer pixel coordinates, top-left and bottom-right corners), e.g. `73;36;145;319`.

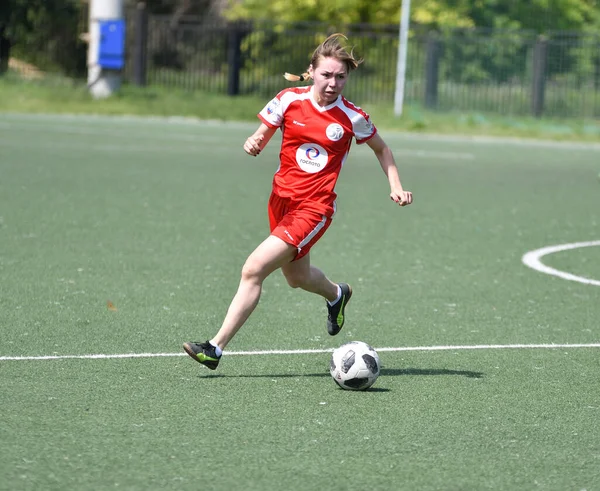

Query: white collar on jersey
309;86;341;112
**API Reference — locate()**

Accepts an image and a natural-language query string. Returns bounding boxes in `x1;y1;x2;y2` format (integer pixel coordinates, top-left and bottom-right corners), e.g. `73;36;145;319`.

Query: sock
209;340;223;357
327;284;342;306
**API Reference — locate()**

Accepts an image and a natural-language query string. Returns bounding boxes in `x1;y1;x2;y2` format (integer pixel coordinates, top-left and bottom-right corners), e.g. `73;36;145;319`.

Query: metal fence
123;9;600;119
5;4;600;119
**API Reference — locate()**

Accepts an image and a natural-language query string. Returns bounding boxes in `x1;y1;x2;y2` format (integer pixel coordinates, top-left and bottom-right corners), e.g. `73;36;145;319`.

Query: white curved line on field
522;241;600;286
2;343;600;361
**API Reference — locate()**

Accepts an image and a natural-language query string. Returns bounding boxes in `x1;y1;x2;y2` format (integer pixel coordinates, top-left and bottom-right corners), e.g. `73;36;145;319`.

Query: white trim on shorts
297;215;328;255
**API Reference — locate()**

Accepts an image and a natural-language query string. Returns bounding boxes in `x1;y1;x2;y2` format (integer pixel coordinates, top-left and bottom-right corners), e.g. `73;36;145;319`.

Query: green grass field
1;112;599;490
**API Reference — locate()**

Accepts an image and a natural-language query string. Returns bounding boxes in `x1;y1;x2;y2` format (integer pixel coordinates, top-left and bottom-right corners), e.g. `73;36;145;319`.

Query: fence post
227;23;243;96
0;25;10;75
531;36;548;118
594;49;600;91
424;32;441;109
132;2;148;86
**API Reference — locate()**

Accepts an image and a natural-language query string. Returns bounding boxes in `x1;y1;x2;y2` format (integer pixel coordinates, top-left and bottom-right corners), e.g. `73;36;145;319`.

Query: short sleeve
353;113;377;144
258;93;285;128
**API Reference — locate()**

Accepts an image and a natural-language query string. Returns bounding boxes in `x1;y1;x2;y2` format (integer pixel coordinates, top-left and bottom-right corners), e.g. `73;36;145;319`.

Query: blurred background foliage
1;0;598;75
224;0;600;32
1;0;599;118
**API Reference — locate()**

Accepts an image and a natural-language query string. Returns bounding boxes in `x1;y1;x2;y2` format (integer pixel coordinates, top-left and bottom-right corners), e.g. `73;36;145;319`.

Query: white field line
0;136;473;160
393;149;475;160
0;139;211;154
522;241;600;286
1;113;599;151
0;124;218;141
393;132;600;151
2;343;600;362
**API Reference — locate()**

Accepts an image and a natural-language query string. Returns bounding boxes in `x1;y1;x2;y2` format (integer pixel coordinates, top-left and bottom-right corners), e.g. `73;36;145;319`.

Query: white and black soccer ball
330;341;380;391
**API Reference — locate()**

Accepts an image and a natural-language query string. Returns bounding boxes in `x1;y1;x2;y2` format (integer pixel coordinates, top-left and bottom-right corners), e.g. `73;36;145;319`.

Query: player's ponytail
283;72;311;82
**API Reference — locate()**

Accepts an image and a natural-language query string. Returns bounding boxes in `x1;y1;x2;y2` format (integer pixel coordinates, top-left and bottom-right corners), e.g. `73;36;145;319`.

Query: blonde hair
284;33;362;82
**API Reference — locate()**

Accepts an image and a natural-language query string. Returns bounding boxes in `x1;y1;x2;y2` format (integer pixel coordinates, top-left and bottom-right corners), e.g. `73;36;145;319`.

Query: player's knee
240;259;265;283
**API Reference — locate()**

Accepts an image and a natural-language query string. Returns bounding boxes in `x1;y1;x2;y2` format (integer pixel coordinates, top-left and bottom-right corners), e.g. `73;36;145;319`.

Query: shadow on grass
382;368;484;379
197;367;483;380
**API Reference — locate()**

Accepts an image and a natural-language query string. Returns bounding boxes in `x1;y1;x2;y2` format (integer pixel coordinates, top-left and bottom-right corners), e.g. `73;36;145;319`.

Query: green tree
0;0;86;75
224;0;600;32
225;0;403;25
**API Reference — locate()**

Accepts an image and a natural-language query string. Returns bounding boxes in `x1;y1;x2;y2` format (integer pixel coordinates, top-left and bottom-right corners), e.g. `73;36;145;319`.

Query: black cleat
183;340;221;370
327;283;352;336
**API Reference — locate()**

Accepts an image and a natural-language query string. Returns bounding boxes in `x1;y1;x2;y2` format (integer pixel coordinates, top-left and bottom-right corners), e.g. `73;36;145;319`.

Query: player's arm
243;123;277;157
366;133;413;207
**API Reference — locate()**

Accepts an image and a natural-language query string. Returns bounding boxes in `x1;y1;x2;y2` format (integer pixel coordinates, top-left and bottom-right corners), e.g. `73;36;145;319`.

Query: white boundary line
1;113;599;150
393;148;475;160
522;241;600;286
2;343;600;361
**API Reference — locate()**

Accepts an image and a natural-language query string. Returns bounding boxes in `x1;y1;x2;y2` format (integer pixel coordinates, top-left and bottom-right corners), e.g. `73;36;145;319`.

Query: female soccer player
184;33;413;370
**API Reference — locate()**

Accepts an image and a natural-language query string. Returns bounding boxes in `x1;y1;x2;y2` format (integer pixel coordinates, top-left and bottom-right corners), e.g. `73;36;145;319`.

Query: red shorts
268;192;332;261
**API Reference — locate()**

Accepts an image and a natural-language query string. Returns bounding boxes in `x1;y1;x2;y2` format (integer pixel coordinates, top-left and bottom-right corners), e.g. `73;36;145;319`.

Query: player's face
309;57;348;106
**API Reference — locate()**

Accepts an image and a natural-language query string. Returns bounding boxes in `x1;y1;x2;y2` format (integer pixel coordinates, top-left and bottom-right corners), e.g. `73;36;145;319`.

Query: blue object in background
98;20;125;70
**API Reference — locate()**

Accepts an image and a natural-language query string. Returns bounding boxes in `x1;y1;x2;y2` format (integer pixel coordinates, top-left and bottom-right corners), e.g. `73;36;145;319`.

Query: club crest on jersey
296;143;329;173
326;123;344;141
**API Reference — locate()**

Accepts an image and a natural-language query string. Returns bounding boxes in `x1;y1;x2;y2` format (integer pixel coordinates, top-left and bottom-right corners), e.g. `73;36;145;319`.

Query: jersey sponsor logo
326;123;344;141
293;120;306;126
306;147;320;159
296;143;329;174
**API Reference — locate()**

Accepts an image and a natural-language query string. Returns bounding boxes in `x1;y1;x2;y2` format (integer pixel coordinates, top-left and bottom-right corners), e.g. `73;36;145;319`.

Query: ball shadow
381;367;484;379
197;367;483;380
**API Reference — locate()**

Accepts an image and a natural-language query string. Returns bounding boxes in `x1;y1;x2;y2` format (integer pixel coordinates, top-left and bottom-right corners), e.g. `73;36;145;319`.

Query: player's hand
243;134;264;156
390;189;413;207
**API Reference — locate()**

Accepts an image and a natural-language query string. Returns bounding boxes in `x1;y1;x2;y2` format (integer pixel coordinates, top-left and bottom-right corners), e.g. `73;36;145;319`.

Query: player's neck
312;88;339;107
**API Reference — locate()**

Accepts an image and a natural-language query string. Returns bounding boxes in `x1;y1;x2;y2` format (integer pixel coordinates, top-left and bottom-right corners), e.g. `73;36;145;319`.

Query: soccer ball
330;341;380;391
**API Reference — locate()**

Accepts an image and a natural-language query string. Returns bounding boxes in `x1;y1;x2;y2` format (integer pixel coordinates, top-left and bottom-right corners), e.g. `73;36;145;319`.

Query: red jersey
258;85;377;218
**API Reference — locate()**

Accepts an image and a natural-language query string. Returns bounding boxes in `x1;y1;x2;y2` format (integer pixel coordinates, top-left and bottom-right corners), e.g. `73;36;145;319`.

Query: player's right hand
243;134;264;156
390;189;413;207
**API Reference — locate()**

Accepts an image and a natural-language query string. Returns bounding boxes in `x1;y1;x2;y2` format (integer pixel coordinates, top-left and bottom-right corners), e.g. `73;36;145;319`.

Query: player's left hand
390;190;413;207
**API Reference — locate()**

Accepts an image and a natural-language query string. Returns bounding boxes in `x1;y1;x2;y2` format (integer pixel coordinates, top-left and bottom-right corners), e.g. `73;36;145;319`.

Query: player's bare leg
212;235;297;348
282;253;352;335
184;235;297;369
281;252;338;301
